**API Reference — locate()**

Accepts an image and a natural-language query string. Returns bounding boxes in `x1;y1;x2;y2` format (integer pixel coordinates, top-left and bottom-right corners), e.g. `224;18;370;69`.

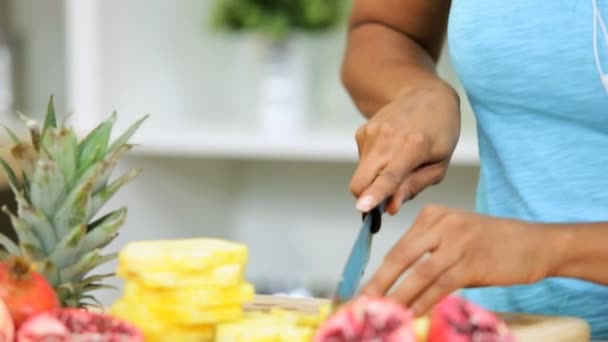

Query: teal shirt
448;0;608;339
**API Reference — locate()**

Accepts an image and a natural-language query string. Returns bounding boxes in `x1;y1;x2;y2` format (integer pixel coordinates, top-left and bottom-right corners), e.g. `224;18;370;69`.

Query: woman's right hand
350;81;461;215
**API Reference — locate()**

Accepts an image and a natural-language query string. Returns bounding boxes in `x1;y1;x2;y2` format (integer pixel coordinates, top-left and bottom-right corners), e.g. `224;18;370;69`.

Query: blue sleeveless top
448;0;608;339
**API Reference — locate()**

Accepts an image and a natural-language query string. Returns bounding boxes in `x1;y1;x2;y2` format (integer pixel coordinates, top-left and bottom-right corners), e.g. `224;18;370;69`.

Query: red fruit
0;299;14;342
313;296;417;342
16;308;144;342
0;257;60;327
428;295;515;342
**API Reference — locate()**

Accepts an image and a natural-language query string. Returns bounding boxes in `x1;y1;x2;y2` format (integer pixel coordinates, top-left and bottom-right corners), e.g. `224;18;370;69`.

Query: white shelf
123;127;479;165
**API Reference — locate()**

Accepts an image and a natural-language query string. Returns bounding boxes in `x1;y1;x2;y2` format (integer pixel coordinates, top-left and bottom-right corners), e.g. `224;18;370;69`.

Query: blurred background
0;0;480;306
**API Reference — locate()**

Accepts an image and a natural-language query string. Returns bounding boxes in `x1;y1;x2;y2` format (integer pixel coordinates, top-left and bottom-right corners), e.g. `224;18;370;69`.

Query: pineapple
117;238;249;273
122;281;255;308
111;299;215;342
0;95;148;308
215;311;315;342
111;238;255;341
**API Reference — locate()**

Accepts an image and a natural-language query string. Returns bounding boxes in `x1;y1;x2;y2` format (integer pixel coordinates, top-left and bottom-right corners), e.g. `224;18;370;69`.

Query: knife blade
331;199;387;310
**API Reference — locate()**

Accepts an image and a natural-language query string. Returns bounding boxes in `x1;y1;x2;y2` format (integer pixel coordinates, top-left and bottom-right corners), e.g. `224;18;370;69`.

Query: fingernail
356;195;374;211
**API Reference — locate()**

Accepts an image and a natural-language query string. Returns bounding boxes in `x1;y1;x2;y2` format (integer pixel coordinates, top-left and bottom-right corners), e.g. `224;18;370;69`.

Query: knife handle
362;199;387;234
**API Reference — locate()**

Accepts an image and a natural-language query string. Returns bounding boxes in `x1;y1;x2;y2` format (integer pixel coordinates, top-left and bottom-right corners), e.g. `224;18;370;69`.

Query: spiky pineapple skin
0;95;148;308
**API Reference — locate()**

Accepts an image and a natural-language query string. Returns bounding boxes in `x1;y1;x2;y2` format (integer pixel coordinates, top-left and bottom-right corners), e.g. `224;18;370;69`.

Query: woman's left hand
360;205;557;316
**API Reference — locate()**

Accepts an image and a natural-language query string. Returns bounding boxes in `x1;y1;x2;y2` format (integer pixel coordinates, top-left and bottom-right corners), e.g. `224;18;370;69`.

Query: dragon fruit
16;308;144;342
428;295;515;342
313;296;417;342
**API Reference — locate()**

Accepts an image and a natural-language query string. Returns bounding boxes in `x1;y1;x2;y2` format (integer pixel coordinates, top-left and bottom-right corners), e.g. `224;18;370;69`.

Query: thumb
385;163;448;215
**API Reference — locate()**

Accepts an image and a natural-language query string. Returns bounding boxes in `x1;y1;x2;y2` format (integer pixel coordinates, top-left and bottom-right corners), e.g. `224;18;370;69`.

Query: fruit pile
0;257;143;341
314;295;515;342
110;238;256;341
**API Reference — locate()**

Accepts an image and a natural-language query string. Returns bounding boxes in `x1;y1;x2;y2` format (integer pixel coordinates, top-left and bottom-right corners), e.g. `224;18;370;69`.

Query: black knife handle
362;199;387;234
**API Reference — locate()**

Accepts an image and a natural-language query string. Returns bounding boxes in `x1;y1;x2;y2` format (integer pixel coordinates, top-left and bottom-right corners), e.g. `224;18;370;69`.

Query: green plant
211;0;350;41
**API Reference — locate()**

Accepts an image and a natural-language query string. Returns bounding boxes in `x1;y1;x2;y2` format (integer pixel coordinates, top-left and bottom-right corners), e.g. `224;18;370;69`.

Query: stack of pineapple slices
110;238;255;342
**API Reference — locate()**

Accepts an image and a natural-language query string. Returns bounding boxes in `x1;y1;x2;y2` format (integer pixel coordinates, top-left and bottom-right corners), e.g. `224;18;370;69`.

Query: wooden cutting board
245;295;591;342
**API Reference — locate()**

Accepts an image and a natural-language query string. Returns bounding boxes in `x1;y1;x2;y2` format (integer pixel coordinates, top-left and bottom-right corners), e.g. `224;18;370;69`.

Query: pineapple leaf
1;124;20;144
2;205;43;251
54;144;132;237
107;114;149;153
79;272;115;287
91;145;134;195
30;155;67;221
0;233;20;255
59;249;99;282
60;249;117;282
78;294;103;308
19;242;45;261
39;259;60;287
42;127;78;187
90;168;141;219
15;193;58;253
10;142;37;181
48;224;86;269
0;157;21;193
77;112;116;175
21;171;30;200
17;111;41;152
82;208;126;252
82;283;118;293
75;143;132;191
64;144;133;224
52;180;93;239
41;95;57;139
55;283;76;306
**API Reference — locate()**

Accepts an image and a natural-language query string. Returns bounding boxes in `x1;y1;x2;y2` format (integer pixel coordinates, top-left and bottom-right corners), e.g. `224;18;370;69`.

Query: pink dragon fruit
313;296;417;342
428;295;515;342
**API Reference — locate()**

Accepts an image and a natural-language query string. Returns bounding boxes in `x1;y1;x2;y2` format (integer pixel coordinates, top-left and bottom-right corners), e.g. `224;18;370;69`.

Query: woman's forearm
341;23;456;118
542;222;608;285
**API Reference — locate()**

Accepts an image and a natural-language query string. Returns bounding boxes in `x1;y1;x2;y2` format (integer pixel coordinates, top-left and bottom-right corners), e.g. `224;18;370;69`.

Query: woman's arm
342;0;462;214
544;222;608;285
342;0;454;117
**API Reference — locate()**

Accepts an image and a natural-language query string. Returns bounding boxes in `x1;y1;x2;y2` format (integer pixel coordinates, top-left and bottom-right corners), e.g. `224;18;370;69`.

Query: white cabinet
8;0;481;306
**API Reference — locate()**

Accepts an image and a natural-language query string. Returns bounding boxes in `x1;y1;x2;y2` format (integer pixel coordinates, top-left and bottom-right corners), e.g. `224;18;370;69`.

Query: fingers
361;207;446;296
388;243;463;312
386;163;448;215
350;127;391;199
409;264;467;317
355;133;430;212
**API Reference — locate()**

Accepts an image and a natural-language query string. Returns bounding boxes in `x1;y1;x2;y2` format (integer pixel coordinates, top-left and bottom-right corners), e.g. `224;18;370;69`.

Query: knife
331;199;387;310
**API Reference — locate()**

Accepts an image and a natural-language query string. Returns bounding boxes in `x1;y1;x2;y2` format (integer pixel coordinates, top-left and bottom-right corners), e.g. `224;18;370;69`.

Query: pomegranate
16;308;144;342
0;257;60;328
428;295;515;342
0;299;14;342
313;296;417;342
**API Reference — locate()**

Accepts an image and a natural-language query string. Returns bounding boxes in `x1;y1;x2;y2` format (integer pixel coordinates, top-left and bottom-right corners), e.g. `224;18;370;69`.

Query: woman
341;0;608;339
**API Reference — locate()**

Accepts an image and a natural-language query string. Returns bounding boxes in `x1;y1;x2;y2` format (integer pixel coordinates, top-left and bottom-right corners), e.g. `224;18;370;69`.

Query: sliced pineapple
118;238;248;273
215;312;313;342
268;308;322;328
111;298;215;342
123;281;255;308
117;263;246;288
127;299;244;324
